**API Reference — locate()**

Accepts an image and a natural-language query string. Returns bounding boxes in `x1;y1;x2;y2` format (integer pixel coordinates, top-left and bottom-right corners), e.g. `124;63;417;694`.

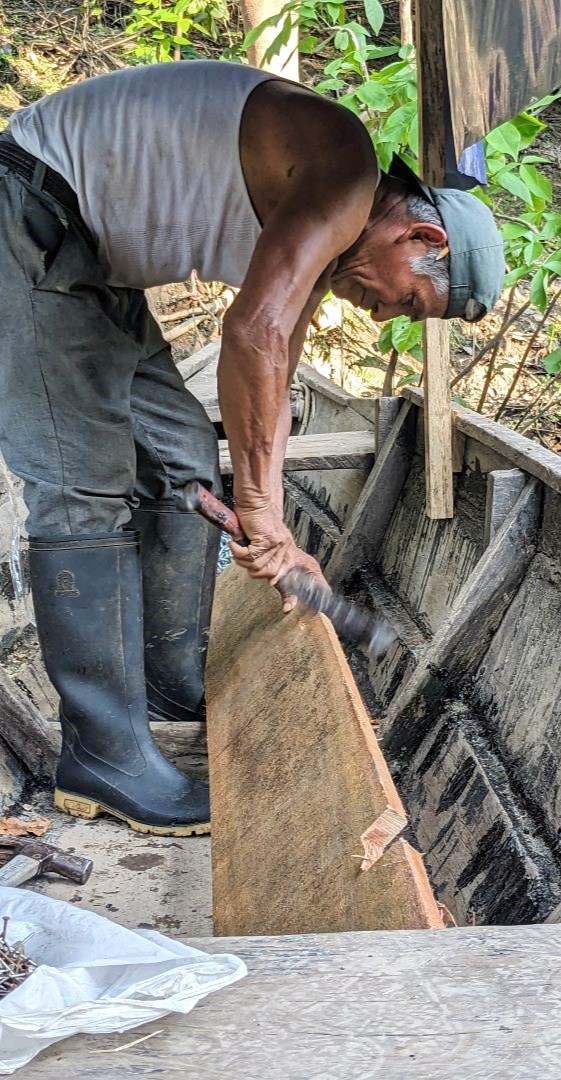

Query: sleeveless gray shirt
10;61;272;289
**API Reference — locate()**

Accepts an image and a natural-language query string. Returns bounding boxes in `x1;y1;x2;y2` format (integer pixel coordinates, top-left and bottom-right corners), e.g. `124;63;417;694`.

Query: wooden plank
0;666;58;783
417;0;454;520
218;430;376;475
327;401;416;588
484;469;527;548
382;478;542;760
206;564;442;937
423;320;454;518
26;924;561;1077
404;385;561;495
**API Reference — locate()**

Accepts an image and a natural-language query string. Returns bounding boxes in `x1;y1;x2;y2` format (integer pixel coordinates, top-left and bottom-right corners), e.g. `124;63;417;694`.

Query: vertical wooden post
416;0;454;518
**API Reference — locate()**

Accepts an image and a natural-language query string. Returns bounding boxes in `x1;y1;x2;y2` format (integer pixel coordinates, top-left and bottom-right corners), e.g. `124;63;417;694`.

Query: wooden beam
206;565;443;937
417;0;454;519
327;401;416;588
218;430;376;475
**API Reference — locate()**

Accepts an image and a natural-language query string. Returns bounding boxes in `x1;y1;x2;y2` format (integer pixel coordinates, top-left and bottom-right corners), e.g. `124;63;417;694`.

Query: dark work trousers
0;163;221;535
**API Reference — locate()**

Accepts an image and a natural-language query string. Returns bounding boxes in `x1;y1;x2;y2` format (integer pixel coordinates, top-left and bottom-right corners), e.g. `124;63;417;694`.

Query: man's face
331;209;449;322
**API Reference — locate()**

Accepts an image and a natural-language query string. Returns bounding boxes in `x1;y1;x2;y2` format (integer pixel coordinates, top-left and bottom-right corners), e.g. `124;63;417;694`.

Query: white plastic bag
0;887;246;1073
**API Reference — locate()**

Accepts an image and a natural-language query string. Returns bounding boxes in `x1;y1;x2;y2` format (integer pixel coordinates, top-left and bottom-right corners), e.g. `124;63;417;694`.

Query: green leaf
485;122;521;159
543;348;561;375
326;2;344;22
263;14;294;62
334;28;349;50
373;140;396;173
390;316;422;353
537;214;561;240
365;44;398;59
501;222;531;241
364;0;384;34
396;372;421;387
355;80;392;111
315;77;345;92
523;240;544;266
242;10;285;48
510;111;547;149
503;265;530;288
494;169;533;205
377;322;394;354
543;256;561;276
530;268;549;312
299;33;318;53
519;164;552;202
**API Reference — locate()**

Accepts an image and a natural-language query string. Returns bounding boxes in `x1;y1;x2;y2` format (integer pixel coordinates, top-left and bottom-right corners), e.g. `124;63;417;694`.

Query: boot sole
54;789;211;837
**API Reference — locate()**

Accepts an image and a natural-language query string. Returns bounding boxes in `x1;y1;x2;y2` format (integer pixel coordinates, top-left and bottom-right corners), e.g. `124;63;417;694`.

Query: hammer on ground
181;481;396;657
0;838;93;887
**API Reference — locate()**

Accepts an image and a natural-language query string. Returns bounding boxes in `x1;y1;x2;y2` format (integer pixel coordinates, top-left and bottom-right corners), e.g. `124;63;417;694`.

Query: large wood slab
206;565;442;936
25;925;561;1078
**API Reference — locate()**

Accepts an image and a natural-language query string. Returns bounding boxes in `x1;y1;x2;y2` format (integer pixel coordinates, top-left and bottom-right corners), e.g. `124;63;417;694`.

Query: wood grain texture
327;400;416;587
218;430;376;475
382;478;541;760
483;469;527;548
416;0;453;521
423;320;454;519
206;564;442;936
404;708;561;926
25;924;561;1078
0;666;58;783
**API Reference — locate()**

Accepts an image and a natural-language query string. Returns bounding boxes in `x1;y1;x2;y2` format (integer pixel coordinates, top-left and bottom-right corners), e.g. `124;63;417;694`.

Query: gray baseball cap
389;156;505;320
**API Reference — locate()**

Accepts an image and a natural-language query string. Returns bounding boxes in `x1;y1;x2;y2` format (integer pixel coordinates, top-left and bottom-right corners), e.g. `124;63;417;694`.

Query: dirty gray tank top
10;61;273;289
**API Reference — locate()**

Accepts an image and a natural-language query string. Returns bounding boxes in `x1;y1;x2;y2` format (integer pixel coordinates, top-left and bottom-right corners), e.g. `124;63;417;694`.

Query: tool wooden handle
182;481;246;544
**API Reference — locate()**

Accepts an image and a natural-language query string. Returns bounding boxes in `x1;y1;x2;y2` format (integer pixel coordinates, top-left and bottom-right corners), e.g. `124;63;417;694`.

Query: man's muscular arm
218;111;376;592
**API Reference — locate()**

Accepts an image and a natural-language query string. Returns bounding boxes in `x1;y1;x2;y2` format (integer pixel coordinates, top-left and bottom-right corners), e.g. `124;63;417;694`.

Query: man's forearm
217;325;289;511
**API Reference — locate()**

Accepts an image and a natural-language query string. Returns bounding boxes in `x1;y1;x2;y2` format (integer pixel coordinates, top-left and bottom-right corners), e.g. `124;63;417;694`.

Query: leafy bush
243;0;561;387
126;0;231;63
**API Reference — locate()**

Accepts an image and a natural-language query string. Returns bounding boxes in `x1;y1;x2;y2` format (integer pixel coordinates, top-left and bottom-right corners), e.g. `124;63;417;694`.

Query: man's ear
406;221;448;247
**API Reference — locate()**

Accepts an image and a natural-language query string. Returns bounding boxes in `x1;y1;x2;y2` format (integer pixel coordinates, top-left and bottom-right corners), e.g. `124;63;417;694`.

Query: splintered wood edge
357;806;407;872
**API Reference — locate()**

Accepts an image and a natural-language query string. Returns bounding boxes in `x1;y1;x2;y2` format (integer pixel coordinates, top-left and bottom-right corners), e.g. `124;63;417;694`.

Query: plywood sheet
206;565;442;936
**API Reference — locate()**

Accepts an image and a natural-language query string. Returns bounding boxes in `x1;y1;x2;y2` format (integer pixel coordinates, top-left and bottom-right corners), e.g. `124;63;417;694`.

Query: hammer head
0;837;93;884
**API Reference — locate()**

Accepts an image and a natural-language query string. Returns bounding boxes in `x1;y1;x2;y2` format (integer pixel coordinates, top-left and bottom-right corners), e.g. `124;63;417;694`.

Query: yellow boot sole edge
54;789;211;837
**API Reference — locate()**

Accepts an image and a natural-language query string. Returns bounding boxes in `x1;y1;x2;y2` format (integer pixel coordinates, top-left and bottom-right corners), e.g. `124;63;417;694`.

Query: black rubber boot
131;503;220;723
28;533;210;836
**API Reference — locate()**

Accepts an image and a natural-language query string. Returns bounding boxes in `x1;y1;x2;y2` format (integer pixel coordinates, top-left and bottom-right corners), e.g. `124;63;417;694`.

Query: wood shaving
0;817;50;837
355;806;407;872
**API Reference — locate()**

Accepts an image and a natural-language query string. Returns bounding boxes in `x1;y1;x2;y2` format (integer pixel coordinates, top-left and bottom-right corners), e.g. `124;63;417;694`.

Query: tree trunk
240;0;299;80
399;0;414;46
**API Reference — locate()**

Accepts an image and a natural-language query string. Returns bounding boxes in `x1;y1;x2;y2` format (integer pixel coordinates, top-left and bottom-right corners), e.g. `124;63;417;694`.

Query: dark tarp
443;0;561;155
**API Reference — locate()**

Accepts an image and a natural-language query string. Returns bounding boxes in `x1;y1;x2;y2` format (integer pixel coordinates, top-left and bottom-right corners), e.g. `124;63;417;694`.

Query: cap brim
387;155;435;206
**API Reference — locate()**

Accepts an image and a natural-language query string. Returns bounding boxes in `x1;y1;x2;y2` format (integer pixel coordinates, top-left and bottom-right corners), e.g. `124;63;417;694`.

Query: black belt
0;138;80;217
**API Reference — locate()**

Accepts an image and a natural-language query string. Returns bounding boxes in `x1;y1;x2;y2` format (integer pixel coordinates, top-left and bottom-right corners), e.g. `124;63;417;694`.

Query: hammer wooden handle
182;481;246;543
